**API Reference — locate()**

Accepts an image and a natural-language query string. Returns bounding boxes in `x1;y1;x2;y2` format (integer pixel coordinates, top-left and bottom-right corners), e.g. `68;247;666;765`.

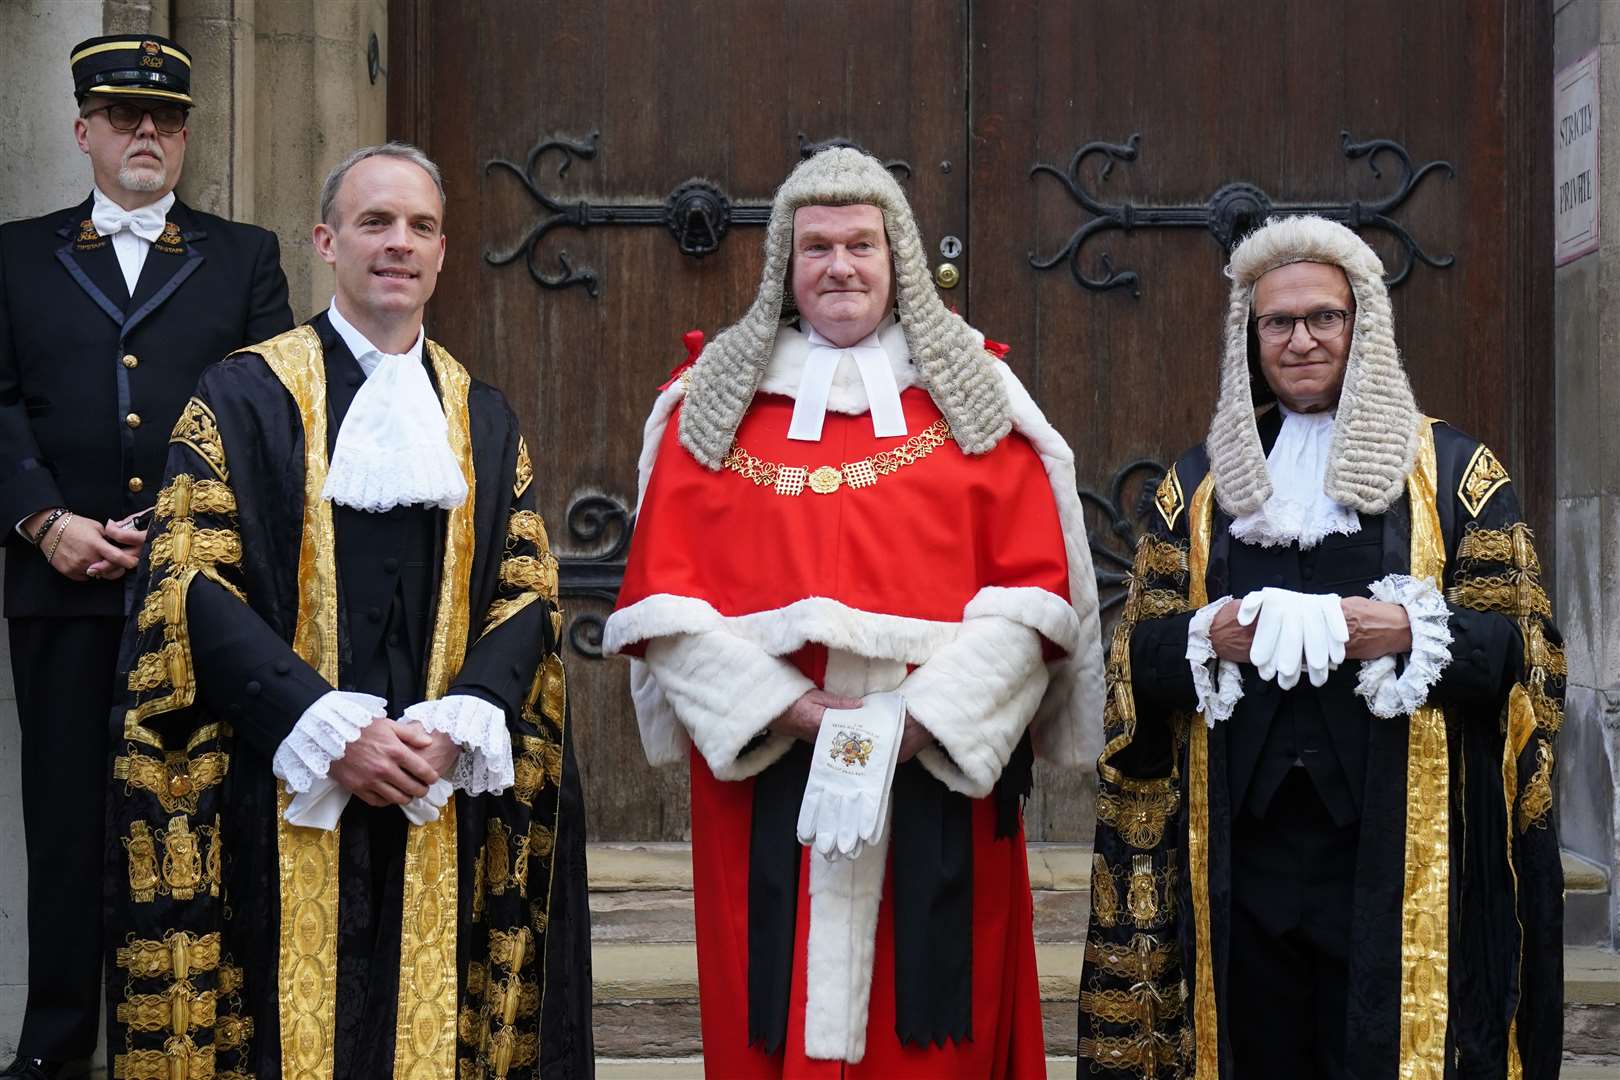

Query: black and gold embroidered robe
104;317;592;1079
1077;418;1564;1079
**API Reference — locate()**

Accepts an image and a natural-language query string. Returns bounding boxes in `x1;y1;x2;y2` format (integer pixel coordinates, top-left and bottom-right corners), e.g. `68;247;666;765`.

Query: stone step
589;841;1095;946
593;1056;1087;1078
589;936;1620;1059
588;840;1095;892
592;1064;1620;1080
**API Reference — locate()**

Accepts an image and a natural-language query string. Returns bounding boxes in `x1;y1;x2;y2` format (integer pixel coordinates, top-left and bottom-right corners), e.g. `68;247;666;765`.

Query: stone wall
0;0;384;1062
1553;0;1620;949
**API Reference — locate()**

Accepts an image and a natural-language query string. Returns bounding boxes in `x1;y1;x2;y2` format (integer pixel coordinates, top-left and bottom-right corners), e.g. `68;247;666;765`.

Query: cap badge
140;40;164;69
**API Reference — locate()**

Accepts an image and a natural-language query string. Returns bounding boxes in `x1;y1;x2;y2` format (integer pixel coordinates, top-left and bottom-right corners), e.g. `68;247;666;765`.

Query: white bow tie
91;201;167;244
788;330;908;441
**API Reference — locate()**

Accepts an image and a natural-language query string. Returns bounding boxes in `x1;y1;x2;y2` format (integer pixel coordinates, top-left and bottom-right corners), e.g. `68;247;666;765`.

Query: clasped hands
770;689;932;763
328;712;460;808
774;690;921;861
1209;589;1413;688
23;507;147;581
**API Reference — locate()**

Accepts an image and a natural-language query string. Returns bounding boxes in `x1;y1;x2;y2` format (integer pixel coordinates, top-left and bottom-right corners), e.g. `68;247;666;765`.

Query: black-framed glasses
1254;308;1352;343
86;102;189;135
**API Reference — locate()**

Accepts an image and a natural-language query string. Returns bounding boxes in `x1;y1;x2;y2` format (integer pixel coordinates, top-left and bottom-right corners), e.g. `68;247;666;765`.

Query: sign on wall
1555;48;1600;265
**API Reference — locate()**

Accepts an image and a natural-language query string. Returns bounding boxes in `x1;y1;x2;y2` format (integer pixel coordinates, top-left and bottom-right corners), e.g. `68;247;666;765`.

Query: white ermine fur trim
756;320;918;414
800;653;906;1061
902;615;1049;798
804;821;890;1062
994;364;1107;767
642;631;813;780
610;358;1105;773
1210;215;1421;518
678;148;1010;469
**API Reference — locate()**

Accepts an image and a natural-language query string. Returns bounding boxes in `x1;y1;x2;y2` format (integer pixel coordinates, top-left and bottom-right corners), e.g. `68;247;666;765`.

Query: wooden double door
389;0;1551;841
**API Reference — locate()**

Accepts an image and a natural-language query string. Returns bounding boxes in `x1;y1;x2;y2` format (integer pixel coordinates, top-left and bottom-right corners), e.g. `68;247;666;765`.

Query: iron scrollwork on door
485;132;911;298
1029;130;1455;296
557;458;1163;659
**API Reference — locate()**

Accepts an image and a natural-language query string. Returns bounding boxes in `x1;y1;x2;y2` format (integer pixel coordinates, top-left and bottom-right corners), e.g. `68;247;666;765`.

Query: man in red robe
605;147;1105;1078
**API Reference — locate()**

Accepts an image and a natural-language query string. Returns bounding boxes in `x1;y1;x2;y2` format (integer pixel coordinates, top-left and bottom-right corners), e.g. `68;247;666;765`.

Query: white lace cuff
1354;574;1454;719
1186;597;1244;727
272;691;386;794
402;695;515;796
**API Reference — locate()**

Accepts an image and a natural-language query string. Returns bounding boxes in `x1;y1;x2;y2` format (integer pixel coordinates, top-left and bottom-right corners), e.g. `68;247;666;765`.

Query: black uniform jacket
1076;413;1566;1080
0;195;291;617
104;315;593;1078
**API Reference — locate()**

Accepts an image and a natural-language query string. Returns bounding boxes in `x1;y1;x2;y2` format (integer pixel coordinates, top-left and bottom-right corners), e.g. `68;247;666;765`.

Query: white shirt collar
326;297;425;378
91;185;174;228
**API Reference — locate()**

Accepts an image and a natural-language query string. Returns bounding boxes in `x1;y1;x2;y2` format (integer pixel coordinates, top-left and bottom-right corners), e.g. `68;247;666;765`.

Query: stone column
173;0;256;221
1553;0;1620;949
255;0;389;319
0;4;116;1057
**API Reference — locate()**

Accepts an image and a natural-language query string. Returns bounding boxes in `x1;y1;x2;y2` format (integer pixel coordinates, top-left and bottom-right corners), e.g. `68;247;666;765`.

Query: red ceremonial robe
611;355;1091;1078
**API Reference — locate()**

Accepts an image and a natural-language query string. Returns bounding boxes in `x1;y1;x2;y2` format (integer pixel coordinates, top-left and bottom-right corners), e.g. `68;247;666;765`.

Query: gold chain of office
723;418;953;496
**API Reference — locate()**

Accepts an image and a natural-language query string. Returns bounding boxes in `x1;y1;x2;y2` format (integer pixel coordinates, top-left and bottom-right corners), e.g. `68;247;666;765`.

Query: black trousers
1228;768;1358;1080
8;615;124;1060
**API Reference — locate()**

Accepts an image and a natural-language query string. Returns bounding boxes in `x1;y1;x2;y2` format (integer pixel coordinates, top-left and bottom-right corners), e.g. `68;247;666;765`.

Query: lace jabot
1229;406;1360;549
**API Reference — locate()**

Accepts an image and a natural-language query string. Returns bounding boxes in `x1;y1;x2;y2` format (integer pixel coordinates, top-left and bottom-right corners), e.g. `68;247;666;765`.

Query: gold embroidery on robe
170;396;229;482
1096;781;1181;849
513;436;534;498
1457;443;1510;518
1517;742;1554;834
125;821;160;903
1127;854;1161;926
1154;465;1185;530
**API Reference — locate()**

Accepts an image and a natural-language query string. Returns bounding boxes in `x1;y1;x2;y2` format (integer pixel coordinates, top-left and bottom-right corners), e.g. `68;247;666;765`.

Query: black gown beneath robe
1076;412;1565;1079
103;314;592;1079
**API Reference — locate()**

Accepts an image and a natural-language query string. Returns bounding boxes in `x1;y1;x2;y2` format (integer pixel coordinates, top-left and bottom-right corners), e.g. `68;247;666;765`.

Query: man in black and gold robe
104;143;592;1079
1077;216;1563;1079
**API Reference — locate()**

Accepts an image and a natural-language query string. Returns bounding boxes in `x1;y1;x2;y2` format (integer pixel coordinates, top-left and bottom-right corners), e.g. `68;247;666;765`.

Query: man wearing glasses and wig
0;35;290;1079
1077;215;1564;1077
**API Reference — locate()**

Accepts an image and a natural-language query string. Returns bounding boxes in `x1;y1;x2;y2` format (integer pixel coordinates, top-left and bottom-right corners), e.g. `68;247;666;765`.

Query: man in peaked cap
606;146;1106;1076
1078;215;1564;1077
0;34;290;1078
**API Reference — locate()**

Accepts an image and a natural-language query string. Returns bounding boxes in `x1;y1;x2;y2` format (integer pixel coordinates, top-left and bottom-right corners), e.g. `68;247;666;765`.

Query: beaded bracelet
43;512;73;565
29;507;66;546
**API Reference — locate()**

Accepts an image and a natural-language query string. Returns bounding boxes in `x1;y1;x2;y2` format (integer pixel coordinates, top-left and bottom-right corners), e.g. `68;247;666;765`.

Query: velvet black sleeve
1129;610;1198;714
0;240;64;536
449;597;549;719
186;574;329;758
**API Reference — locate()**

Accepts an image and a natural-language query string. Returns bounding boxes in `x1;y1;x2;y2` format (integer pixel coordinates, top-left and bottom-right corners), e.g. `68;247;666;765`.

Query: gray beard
117;165;166;193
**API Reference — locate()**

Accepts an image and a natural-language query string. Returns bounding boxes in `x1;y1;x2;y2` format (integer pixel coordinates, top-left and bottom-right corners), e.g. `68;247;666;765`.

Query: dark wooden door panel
392;0;1547;842
393;0;970;840
968;0;1548;839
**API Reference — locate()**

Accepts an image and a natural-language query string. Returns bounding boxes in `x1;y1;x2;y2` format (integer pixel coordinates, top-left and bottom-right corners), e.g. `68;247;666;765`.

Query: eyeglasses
1254;308;1352;343
85;102;189;135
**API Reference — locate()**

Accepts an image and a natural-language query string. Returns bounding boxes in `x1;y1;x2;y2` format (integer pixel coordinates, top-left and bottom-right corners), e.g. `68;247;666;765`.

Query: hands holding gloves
1236;587;1349;689
795;691;905;861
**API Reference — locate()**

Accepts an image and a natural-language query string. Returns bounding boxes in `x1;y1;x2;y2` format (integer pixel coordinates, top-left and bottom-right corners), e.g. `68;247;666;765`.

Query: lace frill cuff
402;694;515;796
1354;574;1454;719
272;690;386;794
1186;596;1245;728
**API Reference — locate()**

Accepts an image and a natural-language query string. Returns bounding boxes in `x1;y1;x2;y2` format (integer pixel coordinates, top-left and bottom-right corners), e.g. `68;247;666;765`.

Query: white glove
796;691;905;861
1238;588;1348;690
